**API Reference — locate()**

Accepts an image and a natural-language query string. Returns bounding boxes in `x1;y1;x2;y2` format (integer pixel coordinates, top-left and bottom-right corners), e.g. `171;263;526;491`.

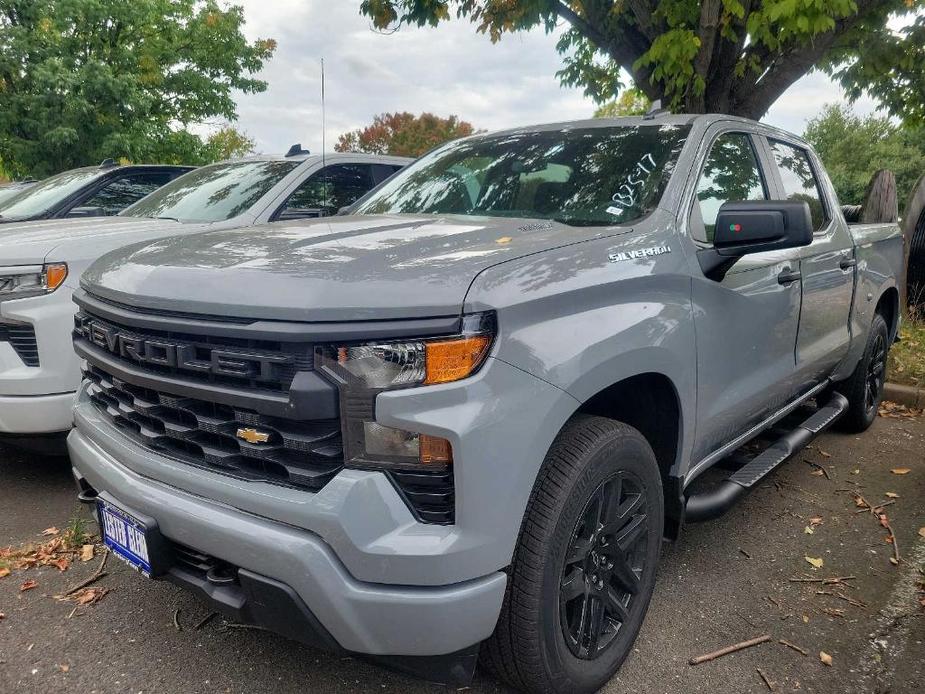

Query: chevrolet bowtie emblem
236;428;270;444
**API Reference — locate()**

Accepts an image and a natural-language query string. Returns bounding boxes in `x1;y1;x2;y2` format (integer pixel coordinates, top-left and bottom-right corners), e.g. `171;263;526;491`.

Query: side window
371;163;405;185
81;173;174;215
769;140;827;231
693;133;767;243
281;164;374;217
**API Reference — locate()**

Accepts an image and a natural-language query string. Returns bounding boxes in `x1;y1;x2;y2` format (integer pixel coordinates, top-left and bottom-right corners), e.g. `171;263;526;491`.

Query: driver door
689;130;802;462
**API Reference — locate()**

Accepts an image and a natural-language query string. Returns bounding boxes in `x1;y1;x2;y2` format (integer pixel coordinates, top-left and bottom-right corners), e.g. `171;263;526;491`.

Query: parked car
68;116;902;693
0;162;192;223
0;150;409;444
0;180;38;205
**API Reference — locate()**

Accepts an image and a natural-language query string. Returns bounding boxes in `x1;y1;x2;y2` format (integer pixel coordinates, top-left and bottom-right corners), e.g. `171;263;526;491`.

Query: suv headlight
0;264;67;301
316;312;495;471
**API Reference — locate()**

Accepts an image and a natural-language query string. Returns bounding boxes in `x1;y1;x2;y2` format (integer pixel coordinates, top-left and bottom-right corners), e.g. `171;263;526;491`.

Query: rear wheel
832;312;889;433
481;415;663;694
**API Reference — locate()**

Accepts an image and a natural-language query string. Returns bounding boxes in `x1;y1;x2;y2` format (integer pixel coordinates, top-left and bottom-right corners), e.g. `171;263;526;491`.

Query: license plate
98;499;152;576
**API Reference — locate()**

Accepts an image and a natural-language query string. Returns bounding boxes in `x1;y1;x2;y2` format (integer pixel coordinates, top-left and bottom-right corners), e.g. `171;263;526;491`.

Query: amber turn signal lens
424;334;491;385
419;434;452;465
44;263;68;291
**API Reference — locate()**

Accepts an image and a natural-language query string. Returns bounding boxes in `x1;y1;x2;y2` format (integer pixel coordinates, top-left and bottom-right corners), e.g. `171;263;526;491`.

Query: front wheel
481;415;663;694
832;312;890;433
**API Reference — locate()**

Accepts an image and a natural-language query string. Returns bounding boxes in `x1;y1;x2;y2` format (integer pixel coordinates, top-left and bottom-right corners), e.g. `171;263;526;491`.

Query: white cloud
230;1;881;154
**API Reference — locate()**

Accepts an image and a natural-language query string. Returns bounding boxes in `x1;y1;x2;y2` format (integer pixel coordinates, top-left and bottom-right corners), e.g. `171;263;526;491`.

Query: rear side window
371;163;405;185
81;172;175;215
694;132;767;243
769;140;827;231
282;164;375;216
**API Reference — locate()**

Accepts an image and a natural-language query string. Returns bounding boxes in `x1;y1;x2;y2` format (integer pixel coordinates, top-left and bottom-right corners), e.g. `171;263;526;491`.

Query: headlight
0;263;67;300
317;312;495;471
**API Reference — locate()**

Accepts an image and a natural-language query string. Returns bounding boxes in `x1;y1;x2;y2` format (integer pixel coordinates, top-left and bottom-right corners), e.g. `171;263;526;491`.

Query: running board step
685;392;848;523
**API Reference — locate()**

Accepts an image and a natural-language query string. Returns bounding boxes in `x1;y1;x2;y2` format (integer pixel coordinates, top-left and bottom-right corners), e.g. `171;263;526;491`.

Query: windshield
122;160;300;223
354;124;691;226
0;169;101;220
0;184;33;205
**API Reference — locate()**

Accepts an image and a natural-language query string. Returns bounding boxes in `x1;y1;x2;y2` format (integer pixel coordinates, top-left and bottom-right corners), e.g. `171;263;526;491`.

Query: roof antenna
285;143;309;157
321;57;327;213
643;99;669;120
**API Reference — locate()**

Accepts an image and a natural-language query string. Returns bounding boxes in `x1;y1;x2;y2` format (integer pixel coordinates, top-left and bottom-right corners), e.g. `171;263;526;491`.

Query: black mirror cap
714;200;813;256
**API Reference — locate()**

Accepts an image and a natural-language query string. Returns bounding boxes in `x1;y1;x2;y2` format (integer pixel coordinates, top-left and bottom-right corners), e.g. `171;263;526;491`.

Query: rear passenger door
766;139;854;388
688;129;803;462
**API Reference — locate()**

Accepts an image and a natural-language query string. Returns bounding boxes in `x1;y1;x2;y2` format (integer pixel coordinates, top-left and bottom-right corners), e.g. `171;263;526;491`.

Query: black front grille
0;322;39;367
85;366;343;491
73;311;313;393
390;469;456;524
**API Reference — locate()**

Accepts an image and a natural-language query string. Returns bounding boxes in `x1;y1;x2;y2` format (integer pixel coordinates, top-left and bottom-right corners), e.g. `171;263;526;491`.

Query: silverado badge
236;428;270;444
608;245;671;263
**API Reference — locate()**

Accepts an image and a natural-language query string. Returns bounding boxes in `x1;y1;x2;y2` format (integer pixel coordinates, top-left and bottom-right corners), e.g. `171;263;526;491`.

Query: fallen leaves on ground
809;517;824;526
0;567;10;578
1;534;99;575
919;527;925;539
0;612;5;620
20;579;37;592
878;402;922;419
69;587;108;606
805;556;824;569
891;468;911;475
820;651;833;666
41;527;59;536
57;664;69;673
885;492;900;498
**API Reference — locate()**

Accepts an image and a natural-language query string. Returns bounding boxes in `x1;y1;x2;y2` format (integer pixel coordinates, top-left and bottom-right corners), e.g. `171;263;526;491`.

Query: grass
61;511;92;550
888;313;925;388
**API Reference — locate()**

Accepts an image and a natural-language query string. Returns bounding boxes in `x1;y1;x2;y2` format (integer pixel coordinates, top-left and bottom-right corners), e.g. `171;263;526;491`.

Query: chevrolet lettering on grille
74;312;293;382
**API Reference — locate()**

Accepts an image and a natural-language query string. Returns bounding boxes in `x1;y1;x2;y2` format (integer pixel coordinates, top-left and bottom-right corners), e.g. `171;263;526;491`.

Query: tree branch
732;0;896;118
554;0;660;100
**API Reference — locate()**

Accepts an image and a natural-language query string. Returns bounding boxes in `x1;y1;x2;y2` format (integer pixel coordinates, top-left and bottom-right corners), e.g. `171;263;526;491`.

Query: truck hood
0;216;188;265
83;214;615;322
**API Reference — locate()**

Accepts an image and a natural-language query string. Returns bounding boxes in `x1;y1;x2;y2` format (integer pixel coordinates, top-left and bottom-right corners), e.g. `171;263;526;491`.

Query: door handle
839;257;857;270
777;269;801;285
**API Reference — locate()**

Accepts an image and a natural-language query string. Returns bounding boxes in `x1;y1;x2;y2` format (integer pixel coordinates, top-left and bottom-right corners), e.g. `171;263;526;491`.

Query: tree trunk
861;169;898;224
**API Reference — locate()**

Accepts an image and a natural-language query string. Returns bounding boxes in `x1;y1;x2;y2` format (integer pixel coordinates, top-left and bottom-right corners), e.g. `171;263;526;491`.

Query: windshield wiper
155;215;182;222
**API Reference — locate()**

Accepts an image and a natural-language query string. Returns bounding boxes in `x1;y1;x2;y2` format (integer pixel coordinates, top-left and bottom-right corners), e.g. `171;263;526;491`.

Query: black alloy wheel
559;471;648;660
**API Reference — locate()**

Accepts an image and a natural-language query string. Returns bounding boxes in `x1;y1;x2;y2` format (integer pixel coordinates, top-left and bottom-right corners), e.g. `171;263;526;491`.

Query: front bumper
0;391;75;433
0;287;82;433
68;424;506;657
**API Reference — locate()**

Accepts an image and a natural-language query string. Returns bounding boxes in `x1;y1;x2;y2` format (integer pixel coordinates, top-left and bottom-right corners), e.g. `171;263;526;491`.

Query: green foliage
803;103;925;205
594;89;651;118
360;1;925;123
151;126;255;166
0;0;275;177
335;112;478;157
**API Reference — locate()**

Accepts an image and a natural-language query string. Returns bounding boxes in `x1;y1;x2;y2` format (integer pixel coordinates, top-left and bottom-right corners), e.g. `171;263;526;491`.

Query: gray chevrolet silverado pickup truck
68;114;903;693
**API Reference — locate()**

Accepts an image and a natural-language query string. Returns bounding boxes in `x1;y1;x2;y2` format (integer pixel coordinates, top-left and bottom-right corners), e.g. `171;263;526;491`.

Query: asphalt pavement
1;412;923;694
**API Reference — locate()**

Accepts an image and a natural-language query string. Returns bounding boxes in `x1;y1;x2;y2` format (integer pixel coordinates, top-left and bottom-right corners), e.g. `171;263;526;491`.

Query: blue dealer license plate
98;499;152;576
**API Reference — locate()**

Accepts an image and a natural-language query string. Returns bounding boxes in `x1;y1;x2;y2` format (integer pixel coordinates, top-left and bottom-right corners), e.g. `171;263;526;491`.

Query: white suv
0;150;409;445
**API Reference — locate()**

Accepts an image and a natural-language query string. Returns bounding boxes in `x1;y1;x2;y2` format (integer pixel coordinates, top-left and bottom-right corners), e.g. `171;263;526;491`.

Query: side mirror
67;206;106;218
699;200;813;280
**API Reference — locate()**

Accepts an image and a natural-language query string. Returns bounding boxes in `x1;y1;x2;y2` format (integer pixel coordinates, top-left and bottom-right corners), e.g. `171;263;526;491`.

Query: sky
229;1;881;156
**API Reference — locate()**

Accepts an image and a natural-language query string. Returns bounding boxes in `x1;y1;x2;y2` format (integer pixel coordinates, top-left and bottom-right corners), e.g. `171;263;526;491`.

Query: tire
831;312;890;433
481;415;663;694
